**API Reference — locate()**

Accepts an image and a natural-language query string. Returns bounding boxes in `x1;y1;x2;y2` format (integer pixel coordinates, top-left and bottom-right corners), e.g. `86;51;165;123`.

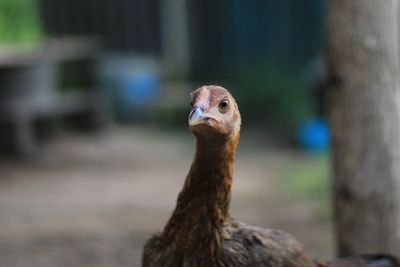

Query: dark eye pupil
220;100;228;109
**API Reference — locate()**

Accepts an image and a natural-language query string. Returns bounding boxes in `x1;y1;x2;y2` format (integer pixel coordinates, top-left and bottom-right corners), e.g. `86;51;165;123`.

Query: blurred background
0;1;329;266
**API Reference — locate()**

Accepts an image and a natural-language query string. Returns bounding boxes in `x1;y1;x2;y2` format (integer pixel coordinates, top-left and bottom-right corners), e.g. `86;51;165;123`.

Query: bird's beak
189;106;208;126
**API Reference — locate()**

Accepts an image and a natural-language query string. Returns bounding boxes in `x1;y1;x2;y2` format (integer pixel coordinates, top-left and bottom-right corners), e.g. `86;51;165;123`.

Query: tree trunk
326;0;400;258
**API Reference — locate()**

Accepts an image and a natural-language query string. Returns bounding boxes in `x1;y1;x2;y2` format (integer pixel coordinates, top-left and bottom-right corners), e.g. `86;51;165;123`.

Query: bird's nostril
198;105;207;113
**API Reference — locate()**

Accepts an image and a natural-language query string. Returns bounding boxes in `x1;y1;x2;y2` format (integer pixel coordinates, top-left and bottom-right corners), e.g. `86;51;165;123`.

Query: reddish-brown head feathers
189;85;241;140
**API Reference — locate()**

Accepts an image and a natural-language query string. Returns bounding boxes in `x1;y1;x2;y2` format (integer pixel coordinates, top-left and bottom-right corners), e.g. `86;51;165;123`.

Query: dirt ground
0;126;334;267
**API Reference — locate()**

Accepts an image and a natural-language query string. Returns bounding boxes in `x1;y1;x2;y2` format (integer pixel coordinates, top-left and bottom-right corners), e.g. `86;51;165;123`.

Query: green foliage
233;64;315;129
0;0;42;43
149;105;187;127
279;154;331;221
282;155;329;197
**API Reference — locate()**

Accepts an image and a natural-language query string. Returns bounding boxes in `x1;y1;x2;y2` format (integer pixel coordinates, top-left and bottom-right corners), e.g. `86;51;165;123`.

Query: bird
142;85;399;267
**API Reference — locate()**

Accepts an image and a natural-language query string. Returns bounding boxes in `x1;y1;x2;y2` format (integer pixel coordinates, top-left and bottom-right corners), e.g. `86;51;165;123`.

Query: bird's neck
188;134;239;217
161;131;240;263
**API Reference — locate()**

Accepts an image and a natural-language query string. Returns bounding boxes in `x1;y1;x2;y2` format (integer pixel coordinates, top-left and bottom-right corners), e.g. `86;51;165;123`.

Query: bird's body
143;220;313;267
142;86;398;267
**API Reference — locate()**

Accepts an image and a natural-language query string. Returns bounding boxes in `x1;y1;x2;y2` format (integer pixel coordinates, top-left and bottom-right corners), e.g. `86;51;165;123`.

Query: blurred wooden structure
0;38;109;156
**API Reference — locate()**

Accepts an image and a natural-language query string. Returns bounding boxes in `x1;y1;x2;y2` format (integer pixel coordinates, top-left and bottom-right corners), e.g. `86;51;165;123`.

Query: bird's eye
219;99;229;111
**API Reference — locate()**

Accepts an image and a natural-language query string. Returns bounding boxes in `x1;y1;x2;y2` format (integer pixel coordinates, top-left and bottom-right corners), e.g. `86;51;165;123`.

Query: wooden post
326;0;400;258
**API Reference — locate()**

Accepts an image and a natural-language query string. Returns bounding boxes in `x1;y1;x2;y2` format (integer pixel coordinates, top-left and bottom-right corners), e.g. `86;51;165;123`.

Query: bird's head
188;85;241;141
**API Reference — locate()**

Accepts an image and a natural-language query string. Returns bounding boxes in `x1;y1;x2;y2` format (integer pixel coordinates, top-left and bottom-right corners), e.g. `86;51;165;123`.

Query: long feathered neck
161;130;240;265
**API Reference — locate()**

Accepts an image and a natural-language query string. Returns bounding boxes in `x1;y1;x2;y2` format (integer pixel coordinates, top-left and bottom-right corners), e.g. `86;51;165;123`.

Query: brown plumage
142;85;398;267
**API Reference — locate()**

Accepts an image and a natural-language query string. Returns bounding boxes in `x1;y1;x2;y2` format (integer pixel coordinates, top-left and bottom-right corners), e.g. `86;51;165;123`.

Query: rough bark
326;0;400;258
